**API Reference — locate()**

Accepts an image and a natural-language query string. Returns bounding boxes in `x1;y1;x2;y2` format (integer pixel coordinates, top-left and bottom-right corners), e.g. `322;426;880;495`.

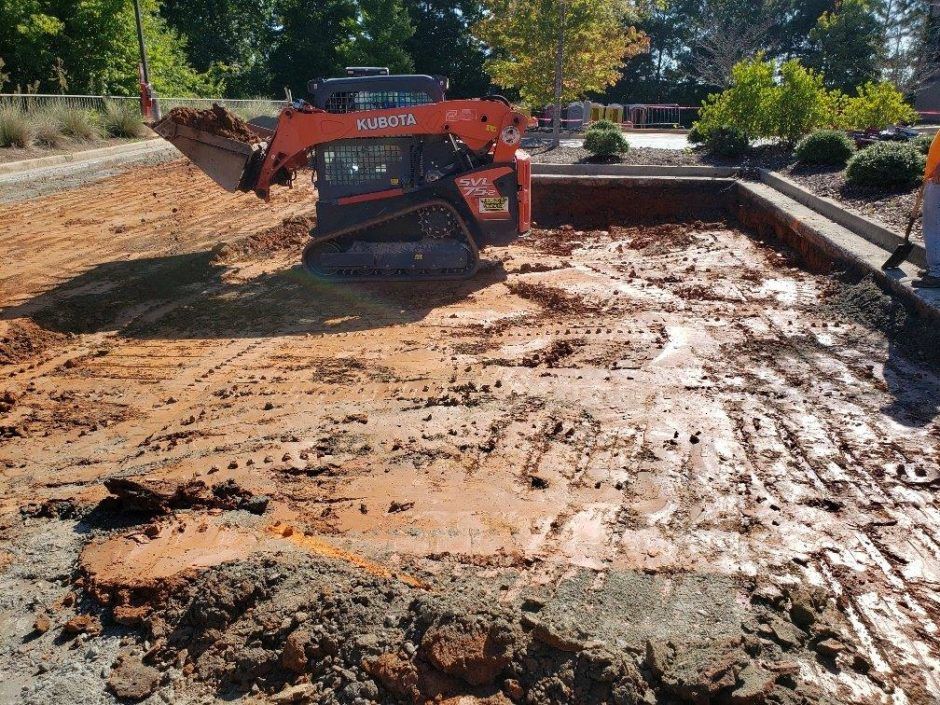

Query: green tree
160;0;277;97
402;0;490;98
806;0;882;93
475;0;650;107
696;54;776;140
0;0;215;96
344;0;415;73
267;0;357;96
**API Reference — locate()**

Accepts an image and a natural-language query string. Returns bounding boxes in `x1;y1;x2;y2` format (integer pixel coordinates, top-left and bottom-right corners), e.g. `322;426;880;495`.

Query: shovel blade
882;242;915;270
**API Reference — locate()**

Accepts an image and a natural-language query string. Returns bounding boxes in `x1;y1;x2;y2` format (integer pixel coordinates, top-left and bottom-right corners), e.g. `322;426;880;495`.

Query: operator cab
307;68;448;114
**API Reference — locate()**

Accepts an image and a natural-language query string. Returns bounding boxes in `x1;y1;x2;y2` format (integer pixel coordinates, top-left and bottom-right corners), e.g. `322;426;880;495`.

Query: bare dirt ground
1;159;939;705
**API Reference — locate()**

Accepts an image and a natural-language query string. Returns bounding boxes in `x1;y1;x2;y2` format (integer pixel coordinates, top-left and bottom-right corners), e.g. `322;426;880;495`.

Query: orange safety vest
926;130;940;183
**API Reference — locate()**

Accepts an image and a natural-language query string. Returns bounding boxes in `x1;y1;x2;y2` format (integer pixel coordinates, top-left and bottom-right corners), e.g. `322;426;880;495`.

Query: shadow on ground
0;250;507;339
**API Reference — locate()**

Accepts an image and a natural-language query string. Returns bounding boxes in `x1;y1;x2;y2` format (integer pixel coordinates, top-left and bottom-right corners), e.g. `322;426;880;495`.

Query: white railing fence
0;94;286;119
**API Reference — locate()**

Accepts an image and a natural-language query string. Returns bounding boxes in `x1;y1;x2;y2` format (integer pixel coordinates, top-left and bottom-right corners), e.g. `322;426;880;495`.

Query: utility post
551;0;566;148
133;0;160;120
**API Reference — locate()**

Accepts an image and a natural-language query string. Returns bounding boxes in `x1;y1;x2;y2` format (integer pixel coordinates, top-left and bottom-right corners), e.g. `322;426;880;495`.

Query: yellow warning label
479;197;509;213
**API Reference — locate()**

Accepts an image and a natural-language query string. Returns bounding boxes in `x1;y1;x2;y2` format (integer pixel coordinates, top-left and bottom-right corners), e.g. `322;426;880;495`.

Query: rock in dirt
62;614;101;638
156;105;263;144
813;638;846;658
420;616;514;686
280;628;315;673
107;658;162;702
271;683;316;704
729;663;776;704
32;613;51;634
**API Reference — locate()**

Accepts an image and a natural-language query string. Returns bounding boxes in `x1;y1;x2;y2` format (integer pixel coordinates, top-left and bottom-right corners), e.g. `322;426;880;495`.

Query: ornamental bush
705;126;749;157
795;130;856;165
693;57;919;147
840;81;919;131
912;134;932;156
589;119;620;132
845;142;926;188
584;127;630;157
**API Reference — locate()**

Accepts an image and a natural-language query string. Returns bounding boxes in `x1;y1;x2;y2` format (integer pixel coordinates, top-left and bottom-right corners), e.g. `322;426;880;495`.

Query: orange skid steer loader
154;68;531;281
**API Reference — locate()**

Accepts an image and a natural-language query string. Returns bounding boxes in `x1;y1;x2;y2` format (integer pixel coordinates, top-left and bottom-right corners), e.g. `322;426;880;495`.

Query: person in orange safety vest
919;129;940;288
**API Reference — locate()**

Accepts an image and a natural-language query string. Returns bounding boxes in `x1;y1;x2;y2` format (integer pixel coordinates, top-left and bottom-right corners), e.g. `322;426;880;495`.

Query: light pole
132;0;160;120
551;0;566;148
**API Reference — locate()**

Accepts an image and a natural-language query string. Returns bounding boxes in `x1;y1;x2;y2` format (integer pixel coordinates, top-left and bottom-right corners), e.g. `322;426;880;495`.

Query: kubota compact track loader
154;68;531;281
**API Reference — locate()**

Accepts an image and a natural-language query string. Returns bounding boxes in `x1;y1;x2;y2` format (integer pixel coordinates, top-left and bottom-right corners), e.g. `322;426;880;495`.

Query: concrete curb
758;168;927;269
0;138;167;176
533;163;740;178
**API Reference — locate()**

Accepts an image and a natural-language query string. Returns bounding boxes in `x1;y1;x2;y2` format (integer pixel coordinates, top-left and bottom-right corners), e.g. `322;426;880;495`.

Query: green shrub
772;60;833;144
694;57;919;143
688;123;705;145
589;119;620;132
101;101;146;138
58;108;101;140
0;106;31;147
584;128;630;157
912;134;933;156
705;126;749;157
841;81;919;130
30;109;66;148
845;142;925;188
795;130;856;165
696;55;776;142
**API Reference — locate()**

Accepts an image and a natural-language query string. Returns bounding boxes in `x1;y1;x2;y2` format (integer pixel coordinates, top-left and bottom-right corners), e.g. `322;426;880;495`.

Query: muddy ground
1;159;939;705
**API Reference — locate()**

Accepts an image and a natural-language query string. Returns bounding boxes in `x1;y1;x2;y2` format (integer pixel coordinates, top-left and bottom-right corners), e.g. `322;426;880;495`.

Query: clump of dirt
619;223;702;254
157;105;264;145
521;339;581;368
521;225;588;256
0;318;66;365
506;281;594;316
212;214;316;265
103;476;268;515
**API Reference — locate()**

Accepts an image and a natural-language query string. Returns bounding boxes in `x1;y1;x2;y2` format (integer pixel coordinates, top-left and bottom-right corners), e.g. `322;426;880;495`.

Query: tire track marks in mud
3;161;940;704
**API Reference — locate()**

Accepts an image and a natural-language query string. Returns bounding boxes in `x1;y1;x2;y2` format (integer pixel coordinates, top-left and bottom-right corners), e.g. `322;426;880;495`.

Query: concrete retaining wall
533;163;739;178
758;169;926;269
532;174;736;228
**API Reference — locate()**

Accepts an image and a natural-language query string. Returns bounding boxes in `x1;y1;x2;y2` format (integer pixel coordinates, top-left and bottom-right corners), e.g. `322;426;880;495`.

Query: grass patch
57;108;102;141
101;100;146;138
0;106;32;147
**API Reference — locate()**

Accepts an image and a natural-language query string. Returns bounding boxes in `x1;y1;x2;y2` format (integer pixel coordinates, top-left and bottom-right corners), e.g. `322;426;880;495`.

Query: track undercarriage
302;201;479;282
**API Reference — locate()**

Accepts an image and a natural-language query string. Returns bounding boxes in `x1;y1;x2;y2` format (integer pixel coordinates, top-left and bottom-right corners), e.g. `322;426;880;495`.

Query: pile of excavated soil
75;534;851;705
157;105;264;144
212;214;316;265
0;319;66;366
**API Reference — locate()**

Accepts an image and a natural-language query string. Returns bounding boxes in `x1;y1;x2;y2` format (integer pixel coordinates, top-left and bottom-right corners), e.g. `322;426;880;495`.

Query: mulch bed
784;165;921;242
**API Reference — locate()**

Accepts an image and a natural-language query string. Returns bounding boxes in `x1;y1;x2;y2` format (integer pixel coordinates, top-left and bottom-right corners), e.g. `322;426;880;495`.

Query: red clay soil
157;105;263;144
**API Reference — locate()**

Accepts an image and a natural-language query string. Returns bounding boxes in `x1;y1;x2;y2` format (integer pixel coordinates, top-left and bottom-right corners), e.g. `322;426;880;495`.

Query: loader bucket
153;119;264;192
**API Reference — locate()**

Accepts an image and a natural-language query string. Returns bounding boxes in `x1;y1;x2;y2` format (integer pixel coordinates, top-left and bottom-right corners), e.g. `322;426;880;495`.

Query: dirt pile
157;105;264;144
0;318;66;365
212;214;316;264
71;547;861;705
